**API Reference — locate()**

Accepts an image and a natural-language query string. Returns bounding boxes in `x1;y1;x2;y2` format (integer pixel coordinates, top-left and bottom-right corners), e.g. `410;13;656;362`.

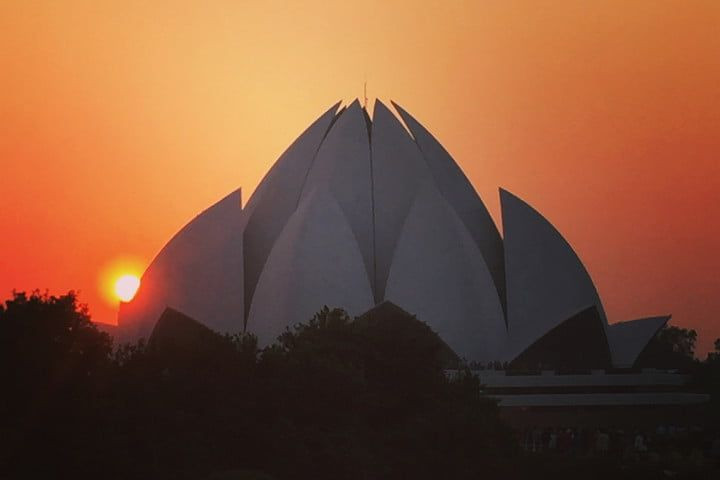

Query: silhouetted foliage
2;292;717;479
0;290;112;414
635;325;698;370
0;291;113;477
0;296;511;479
709;338;720;363
693;338;720;427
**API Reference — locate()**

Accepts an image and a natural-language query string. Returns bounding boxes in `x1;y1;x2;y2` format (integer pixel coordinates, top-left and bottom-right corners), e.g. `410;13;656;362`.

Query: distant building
118;100;671;371
468;368;709;411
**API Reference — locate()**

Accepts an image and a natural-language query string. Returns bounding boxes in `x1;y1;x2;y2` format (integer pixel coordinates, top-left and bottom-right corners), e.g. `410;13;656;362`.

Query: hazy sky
1;1;718;355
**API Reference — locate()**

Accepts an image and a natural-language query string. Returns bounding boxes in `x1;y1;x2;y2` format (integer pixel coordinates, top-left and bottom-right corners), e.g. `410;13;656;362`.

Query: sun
114;274;140;302
99;257;145;307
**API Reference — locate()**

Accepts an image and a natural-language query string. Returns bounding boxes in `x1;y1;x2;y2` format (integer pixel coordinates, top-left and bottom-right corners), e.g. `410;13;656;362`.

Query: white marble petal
385;185;507;362
247;187;375;346
392;101;506;314
501;188;607;360
299;100;375;295
118;189;245;342
243;103;340;320
370;100;433;301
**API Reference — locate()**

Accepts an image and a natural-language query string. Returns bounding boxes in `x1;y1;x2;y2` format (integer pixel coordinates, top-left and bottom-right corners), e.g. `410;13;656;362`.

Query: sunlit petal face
114;274;140;302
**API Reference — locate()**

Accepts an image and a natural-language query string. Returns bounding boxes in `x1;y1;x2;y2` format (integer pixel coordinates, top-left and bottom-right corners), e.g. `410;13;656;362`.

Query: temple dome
119;100;668;368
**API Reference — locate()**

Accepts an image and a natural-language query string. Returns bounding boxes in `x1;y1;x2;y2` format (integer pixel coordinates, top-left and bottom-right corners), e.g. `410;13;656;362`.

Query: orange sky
1;0;718;356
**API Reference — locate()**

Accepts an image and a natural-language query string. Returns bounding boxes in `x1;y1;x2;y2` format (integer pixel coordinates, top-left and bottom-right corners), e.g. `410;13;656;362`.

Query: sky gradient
1;1;718;355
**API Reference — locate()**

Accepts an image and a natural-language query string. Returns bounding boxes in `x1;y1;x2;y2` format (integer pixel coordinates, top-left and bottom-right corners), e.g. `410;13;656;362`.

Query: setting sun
114;274;140;302
99;257;145;308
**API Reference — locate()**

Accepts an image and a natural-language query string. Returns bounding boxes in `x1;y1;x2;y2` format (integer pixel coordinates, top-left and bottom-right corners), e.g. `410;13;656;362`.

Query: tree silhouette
6;292;711;479
635;325;698;370
0;290;112;414
0;290;113;477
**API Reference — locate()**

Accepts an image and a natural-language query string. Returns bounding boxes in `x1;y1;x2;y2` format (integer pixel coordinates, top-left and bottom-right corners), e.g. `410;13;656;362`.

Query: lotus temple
118;99;674;370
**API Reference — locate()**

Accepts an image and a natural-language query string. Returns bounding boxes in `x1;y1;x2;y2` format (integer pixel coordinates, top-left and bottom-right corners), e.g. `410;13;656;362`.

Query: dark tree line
0;292;513;480
1;291;718;480
636;325;699;370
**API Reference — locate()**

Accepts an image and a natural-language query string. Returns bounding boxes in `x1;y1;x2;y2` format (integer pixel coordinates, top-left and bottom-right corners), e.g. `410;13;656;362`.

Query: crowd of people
517;424;720;466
